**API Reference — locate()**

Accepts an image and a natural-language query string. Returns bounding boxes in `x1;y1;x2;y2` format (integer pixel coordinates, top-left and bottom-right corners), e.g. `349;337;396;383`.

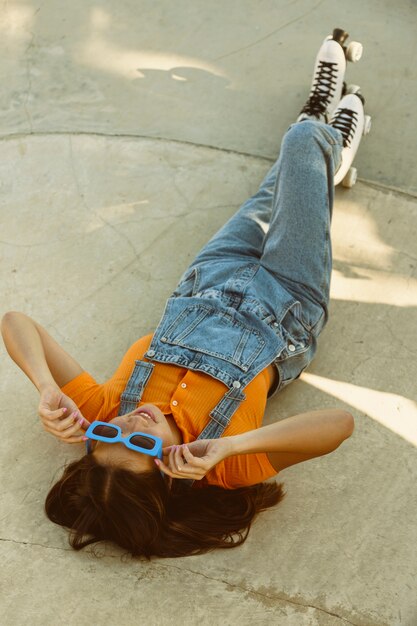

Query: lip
133;407;157;423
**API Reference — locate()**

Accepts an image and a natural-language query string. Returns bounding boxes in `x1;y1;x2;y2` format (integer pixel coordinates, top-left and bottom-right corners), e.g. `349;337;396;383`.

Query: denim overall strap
173;356;251;490
116;354;247;488
195;384;247;440
118;360;155;416
183;384;247;488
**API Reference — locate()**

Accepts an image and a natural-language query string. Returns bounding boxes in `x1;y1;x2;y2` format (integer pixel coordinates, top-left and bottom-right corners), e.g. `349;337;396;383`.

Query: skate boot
329;88;372;188
297;28;363;123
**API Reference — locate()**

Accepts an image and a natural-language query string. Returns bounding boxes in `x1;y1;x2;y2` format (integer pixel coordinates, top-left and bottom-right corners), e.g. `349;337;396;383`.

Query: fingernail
154;459;160;465
62;408;67;413
82;436;88;441
78;417;84;425
72;411;78;418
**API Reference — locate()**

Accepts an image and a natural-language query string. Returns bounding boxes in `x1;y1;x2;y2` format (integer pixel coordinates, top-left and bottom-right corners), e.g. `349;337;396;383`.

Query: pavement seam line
357;178;417;200
0;129;276;163
158;563;362;626
0;538;390;625
0;537;126;560
1;130;414;200
0;536;73;553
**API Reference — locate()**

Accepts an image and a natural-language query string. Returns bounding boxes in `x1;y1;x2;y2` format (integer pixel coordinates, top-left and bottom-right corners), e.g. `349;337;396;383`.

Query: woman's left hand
38;383;91;444
157;438;232;481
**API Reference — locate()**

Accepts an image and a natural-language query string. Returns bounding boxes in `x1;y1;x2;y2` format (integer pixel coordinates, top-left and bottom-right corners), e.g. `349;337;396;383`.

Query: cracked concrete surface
1;0;416;191
1;2;416;626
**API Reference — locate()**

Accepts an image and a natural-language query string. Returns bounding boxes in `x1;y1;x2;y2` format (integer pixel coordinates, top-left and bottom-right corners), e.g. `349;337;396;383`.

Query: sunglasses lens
130;434;155;450
92;425;118;439
89;424;156;451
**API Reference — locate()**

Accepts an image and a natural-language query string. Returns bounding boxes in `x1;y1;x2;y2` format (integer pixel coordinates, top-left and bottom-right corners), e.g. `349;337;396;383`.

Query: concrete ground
1;2;416;625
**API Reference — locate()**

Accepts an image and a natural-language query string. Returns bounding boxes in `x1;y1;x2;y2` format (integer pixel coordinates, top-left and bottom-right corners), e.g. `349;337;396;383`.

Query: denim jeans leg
188;158;281;265
260;120;343;329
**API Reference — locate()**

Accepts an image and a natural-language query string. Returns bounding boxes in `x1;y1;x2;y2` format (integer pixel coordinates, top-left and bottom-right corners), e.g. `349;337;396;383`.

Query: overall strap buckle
118;360;155;416
184;382;246;488
196;382;246;440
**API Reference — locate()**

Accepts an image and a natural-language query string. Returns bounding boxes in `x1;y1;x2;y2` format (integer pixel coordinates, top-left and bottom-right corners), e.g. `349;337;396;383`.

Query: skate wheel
345;84;365;105
342;167;357;188
345;83;361;95
363;115;372;135
332;28;349;45
346;41;363;62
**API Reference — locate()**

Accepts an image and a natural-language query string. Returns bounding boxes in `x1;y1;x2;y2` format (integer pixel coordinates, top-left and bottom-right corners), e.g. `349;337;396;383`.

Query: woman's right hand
159;437;233;481
38;383;90;444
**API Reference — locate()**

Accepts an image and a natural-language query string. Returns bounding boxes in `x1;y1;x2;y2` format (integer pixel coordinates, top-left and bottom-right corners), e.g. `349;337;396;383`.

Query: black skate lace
330;107;358;148
300;61;338;118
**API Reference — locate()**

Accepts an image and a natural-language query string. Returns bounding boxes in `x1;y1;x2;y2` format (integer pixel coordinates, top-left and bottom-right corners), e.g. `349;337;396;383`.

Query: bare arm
233;408;355;471
158;408;354;480
1;311;84;390
1;311;89;443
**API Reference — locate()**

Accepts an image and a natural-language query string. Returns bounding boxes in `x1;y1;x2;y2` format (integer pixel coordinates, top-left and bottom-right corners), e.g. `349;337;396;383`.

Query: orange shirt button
172;400;178;406
181;383;187;389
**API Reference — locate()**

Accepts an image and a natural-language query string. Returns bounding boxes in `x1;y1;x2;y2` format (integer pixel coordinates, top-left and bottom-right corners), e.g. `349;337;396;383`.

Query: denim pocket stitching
162;302;266;371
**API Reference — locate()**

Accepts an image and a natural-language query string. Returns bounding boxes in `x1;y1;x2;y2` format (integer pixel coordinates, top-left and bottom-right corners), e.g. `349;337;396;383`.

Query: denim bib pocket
159;298;266;372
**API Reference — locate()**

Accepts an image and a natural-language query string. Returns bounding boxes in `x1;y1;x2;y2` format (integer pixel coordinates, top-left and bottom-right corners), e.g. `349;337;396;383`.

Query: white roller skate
297;27;363;123
329;88;372;188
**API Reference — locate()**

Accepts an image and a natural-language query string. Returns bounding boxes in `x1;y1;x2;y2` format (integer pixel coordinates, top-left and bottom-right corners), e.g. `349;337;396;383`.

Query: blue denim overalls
118;122;344;452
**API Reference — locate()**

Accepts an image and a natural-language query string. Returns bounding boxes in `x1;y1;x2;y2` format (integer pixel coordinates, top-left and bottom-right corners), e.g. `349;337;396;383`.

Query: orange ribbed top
61;333;277;489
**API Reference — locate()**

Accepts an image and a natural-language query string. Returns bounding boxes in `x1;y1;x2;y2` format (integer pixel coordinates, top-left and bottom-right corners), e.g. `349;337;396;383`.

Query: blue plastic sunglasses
84;421;164;476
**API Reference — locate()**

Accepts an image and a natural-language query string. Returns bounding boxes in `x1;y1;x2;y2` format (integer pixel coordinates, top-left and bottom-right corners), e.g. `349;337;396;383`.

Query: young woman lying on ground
2;28;371;559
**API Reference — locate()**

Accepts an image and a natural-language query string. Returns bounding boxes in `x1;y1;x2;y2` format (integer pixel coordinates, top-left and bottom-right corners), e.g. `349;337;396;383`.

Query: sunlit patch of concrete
302;372;417;446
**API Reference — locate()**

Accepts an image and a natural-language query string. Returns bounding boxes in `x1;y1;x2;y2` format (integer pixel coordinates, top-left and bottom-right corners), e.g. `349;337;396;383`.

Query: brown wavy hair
45;454;286;559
